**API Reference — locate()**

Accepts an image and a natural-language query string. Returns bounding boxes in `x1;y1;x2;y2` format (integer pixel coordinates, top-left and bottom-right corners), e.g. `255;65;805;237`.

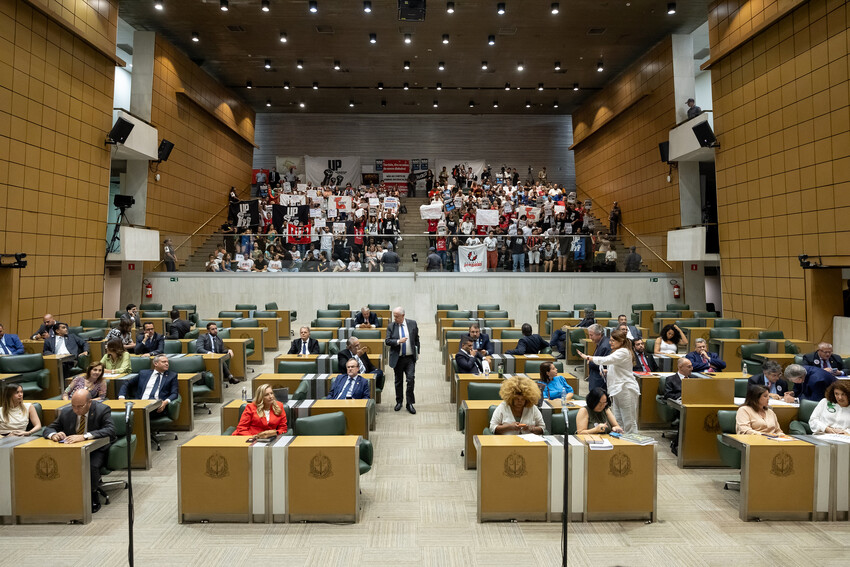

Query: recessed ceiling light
667;2;676;15
313;82;318;89
516;62;524;71
442;34;450;44
154;1;164;11
296;60;303;69
283;81;290;89
378;82;384;90
308;1;318;13
597;60;604;72
370;33;377;44
554;61;561;71
481;61;488;70
525;101;531;108
488;35;495;46
538;83;544;91
246;80;252;89
438;62;445;71
363;1;372;13
265;59;271;69
404;33;412;44
403;83;409;90
403;61;411;70
573;83;579;91
333;60;341;71
551;3;559;14
266;99;272;107
299;102;305;108
436;83;442;90
505;82;510;90
191;31;199;42
469;100;475;107
220;0;228;11
446;2;455;14
493;101;499;108
497;3;506;15
279;32;287;43
433;100;439;108
553;101;559;108
262;0;270;12
349;100;355;108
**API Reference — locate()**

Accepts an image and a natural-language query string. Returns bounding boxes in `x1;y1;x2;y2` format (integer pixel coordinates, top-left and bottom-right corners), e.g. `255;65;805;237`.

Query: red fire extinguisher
144;279;153;299
671;279;681;299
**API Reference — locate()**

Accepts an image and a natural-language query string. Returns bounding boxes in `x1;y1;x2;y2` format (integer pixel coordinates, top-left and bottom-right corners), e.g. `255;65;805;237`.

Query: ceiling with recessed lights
119;0;709;114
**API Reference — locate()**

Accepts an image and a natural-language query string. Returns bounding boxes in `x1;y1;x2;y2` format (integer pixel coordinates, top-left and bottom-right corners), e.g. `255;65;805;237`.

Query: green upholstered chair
172;304;197;314
328;357;339;374
68;326;84;335
523;360;565;375
308;330;335;341
758;330;784;339
573;304;596;311
549;410;578;435
655;376;679;439
446;310;473;319
653;311;678;319
710;328;740;339
231;318;258;328
445;330;467;344
631;303;654;312
81;319;109;328
482;310;509;319
327;304;350;310
477;304;500;311
666;304;690;311
97;411;137;505
485;320;513;328
188;339;198;353
352;329;381;339
139;303;162;311
500;330;524;340
77;329;105;342
0;354;50;397
675;319;704;328
368;304;390;310
184;329;200;340
29;402;43;429
789;399;819;435
593;311;612;319
786;341;801;355
328;342;342;355
568;329;587;359
645;338;657;353
216;328;231;339
293;411;373;474
716;410;742;490
141;310;168;318
317;309;342;318
436;304;459;310
543;311;575;334
291;381;310;401
129;356;152;373
734;379;749;398
218;311;244;318
714;318;742;327
252;311;276;318
741;343;770;374
313;319;343;328
452;320;474;327
277;360;319;374
167;356;215;412
794;355;804;365
538;304;561;310
163;340;183;354
198;320;224;330
264;302;279;310
235;304;257;311
694;311;716;318
458;382;503;432
149;394;182;451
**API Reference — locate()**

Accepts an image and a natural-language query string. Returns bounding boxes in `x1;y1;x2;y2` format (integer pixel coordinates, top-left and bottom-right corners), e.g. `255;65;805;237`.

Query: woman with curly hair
654;323;687;354
489;375;545;435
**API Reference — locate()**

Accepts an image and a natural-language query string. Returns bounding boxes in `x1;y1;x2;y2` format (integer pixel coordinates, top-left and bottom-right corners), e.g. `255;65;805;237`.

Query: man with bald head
802;343;845;376
354;307;378;328
31;313;64;339
43;390;116;513
338;336;384;386
664;357;693;401
386;307;420;414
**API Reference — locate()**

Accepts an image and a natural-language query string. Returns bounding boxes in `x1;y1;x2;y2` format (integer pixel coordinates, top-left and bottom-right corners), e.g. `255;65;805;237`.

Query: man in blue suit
118;354;179;413
0;323;25;355
326;358;371;399
586;324;610;392
784;363;837;402
685;338;727;372
455;338;484;375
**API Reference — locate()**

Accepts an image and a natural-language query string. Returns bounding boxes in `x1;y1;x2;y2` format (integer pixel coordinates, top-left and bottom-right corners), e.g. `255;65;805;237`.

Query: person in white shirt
483;231;499;272
489;376;545;435
605;248;617;271
578;328;640;433
237;256;254;272
267;255;283;272
347;254;362;272
809;382;850;434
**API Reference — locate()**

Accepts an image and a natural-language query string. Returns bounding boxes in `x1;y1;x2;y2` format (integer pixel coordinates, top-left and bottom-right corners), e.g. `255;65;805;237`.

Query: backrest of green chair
718;410;737;434
446;310;473;319
568;329;587;342
667;304;690;311
446;330;467;342
734;379;749;398
631;303;653;312
314;318;343;328
593;311;612;319
77;329;105;340
501;330;524;339
653;311;677;319
483;310;509;319
714;318;742;327
317;309;342;318
798;399;819;422
327;303;350;311
235;304;257;311
265;302;279;310
740;343;770;359
216;328;231;339
573;304;596;311
163;340;182;354
794;355;804;365
786;341;801;355
657;375;668;396
167;355;205;374
485;319;512;328
328;342;341;355
436;304;459;311
367;304;390;310
487;404;498;423
477;304;500;311
566;409;579;435
80;319;108;328
675;319;704;328
30;402;43;424
252;311;276;318
111;410;131;439
452;320;474;327
546;311;574;320
316;340;329;355
538;304;561;310
309;330;335;341
0;354;44;374
130;357;152;373
295;411;346;435
758;330;784;339
142;311;168;318
694;311;716;318
645;338;656;353
188;339;198;353
172;304;197;314
709;328;740;339
523;360;565;375
467;383;503;400
277;360;319;374
292;381;309;400
139;303;162;311
352;329;381;339
231;318;259;328
218;311;243;318
68;326;84;335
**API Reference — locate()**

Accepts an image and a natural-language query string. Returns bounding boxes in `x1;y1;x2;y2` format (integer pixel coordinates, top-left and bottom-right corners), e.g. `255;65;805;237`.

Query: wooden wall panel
252;113;576;187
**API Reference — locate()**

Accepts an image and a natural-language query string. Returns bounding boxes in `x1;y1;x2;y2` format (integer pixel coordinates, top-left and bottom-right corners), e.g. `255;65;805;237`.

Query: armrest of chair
359;438;373;466
788;420;811;435
166;394;182;421
36;369;51;390
223;426;237;436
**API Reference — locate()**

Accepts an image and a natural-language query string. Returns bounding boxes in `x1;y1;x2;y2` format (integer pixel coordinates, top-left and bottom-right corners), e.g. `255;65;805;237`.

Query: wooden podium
285;436;360;523
474;435;549;521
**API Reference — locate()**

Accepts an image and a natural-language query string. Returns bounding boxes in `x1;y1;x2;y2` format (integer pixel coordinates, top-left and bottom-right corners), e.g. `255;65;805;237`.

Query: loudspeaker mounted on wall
692;121;718;148
106;117;134;144
157;139;175;162
658;141;670;163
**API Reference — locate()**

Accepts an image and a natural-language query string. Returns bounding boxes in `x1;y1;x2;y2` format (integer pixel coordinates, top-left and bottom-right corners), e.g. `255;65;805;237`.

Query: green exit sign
650;277;658;282
170;277;178;282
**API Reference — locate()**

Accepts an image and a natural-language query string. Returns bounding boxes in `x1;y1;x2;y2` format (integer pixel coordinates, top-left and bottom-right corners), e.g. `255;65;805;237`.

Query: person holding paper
736;385;784;436
490;376;545;435
576;388;624;435
808;382;850;435
578;329;640;433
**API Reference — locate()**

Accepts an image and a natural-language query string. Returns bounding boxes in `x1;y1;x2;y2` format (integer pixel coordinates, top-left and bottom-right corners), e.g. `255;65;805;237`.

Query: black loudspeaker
692;121;717;147
157;139;174;162
398;0;426;21
658;141;670;163
108;117;134;144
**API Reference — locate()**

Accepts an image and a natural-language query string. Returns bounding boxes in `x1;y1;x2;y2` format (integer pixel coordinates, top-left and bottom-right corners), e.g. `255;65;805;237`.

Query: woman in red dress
232;384;288;438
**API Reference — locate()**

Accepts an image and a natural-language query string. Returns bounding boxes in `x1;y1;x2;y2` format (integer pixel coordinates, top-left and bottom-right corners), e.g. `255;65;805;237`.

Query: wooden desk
709;338;756;372
41;354;71;399
752;352;800;370
21;339;42;355
269;310;291;338
474;435;549;522
672;402;738;468
289;399;371;440
227;327;268;363
253;318;281;350
490;353;555;374
220;399;246;434
30;400;70;425
721;434;815;521
222;338;250;378
197;353;228;403
636;374;665;428
14;436;109;524
576;435;657;522
489;327;524;340
285;435;360;523
0;436;37;523
100;399;158;469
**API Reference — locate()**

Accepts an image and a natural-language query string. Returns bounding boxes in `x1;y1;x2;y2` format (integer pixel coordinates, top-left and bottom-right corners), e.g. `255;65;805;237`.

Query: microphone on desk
124;401;134;423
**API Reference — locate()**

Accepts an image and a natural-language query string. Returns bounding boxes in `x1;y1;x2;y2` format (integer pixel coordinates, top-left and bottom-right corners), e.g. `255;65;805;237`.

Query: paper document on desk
524;354;539;358
519;433;545;443
585;436;613;450
565;400;587;407
816;434;850;443
766;436;793;441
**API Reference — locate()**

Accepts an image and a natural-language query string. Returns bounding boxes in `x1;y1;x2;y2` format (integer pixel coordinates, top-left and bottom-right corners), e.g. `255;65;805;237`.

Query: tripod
106;206;132;257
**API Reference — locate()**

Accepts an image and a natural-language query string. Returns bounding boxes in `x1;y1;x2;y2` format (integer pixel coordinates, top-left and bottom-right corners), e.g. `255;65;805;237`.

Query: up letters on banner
305;156;362;187
230;200;259;229
459;244;487;272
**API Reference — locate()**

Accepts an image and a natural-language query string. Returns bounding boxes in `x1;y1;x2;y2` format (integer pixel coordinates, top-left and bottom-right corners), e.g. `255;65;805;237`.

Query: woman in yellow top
101;339;132;375
736;385;783;435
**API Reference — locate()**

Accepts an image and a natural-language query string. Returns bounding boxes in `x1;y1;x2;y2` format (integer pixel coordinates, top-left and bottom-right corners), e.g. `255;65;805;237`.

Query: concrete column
129;32;155;122
671;34;696;124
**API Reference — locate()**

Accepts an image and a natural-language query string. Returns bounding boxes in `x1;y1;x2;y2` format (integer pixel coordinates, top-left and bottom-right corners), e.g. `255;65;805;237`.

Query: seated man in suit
31;313;65;339
167;309;192;339
802;343;845;376
459;323;492;364
576;309;595;328
134;322;165;357
118;354;179;414
685;338;727;372
785;363;837;402
664;357;693;401
196;322;237;384
43;390;116;513
748;360;794;401
288;326;320;355
549;325;567;360
326;358;371;399
354;306;378;328
121;303;141;330
338;336;384;385
0;322;25;355
632;338;658;372
43;323;89;374
455;338;483;375
505;323;548;355
616;314;642;341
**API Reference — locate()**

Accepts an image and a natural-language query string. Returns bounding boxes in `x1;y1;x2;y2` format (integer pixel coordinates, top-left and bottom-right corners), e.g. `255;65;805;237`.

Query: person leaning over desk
575;387;624;435
537;361;573;401
736;385;784;436
489;376;545;435
578;329;640;433
232;384;288;439
809;381;850;435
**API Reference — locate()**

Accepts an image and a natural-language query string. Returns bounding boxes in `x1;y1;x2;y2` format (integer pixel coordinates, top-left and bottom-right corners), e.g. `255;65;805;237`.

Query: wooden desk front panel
463;401;498;469
679;404;737;468
179;437;250;521
287;436;359;522
637;375;663;428
253;318;281;350
309;400;369;440
222;339;249;378
581;436;656;521
101;400;157;469
228;328;267;363
476;436;548;521
681;379;734;405
220;399;245;434
167;374;200;431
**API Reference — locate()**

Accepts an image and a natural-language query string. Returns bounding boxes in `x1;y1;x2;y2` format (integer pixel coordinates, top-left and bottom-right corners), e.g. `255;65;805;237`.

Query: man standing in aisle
386;307;420;414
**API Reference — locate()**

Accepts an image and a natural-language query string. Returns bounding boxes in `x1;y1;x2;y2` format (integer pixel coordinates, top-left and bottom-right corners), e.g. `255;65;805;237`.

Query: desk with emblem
100;400;158;469
575;434;657;522
667;378;737;468
13;436;109;524
474;435;549;522
720;434;816;521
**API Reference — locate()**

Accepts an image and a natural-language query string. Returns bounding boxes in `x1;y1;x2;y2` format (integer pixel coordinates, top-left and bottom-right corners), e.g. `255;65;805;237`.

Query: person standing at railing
163;238;177;272
609;201;621;237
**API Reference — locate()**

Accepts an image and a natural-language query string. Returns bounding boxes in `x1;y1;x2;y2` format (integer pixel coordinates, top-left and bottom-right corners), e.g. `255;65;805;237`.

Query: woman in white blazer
578;328;640;433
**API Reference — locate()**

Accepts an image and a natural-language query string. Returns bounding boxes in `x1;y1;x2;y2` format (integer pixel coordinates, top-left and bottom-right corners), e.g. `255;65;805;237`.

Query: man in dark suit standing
269;166;282;187
505;323;548;355
43;323;89;374
337;336;384;386
196;322;237;384
632;338;658;372
167;309;192;339
118;354;178;414
663;357;693;456
31;313;64;339
386;307;420;414
0;322;25;355
288;326;320;355
802;343;845;376
748;360;793;400
354;307;378;328
586;324;610;392
134;322;165;357
326;358;371;399
785;363;837;402
43;390;116;513
455;338;483;375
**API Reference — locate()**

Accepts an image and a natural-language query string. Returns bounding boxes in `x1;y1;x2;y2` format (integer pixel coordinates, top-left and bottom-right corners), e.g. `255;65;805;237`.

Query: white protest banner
309;208;322;218
369;197;380;207
280;194;306;206
554;205;566;214
459;244;487;272
519;206;542;222
275;156;305;179
383;197;399;210
329;195;353;212
420;203;444;220
332;223;346;234
306;190;317;198
296;183;308;192
381;159;411;195
327;207;338;219
475;209;499;226
305;156;362;187
314;219;327;228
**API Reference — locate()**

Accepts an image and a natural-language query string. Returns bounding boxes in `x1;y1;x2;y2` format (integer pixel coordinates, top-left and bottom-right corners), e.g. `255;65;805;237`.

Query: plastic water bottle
241;386;247;402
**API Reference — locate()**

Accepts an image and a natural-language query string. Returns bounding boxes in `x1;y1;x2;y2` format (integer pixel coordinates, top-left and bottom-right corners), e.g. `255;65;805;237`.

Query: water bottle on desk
241;386;247;402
